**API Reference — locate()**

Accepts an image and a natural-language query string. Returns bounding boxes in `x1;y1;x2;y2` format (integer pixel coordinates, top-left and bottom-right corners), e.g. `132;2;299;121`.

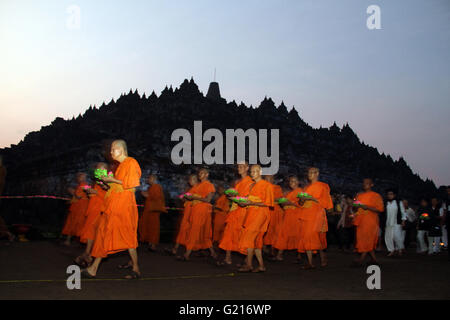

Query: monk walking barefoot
83;140;142;279
212;185;230;246
61;173;90;246
262;175;284;257
219;162;253;265
352;178;384;267
169;174;199;256
139;174;167;252
180;168;217;261
297;167;333;269
237;164;274;273
76;162;109;267
273;175;303;262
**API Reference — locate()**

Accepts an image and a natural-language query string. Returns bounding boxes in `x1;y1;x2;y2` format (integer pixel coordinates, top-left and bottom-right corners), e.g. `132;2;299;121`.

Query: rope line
0;272;237;284
0;195;183;210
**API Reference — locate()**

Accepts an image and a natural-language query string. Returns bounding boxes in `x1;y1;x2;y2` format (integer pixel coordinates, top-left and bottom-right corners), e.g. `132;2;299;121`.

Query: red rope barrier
0;195;183;211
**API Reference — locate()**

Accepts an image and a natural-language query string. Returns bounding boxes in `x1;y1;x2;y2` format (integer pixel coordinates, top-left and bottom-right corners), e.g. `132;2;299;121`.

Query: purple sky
1;0;449;186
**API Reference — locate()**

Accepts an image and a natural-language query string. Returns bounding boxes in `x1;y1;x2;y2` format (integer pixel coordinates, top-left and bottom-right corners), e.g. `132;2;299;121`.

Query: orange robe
139;184;166;244
79;184;107;243
213;195;230;243
273;187;303;250
263;184;285;246
297;181;333;252
175;184;199;246
238;179;274;254
353;191;384;253
185;181;215;251
62;184;90;237
91;157;141;258
219;176;254;252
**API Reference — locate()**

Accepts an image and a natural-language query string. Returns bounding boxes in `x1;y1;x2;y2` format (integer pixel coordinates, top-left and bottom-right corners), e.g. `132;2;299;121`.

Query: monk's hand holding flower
101;175;118;183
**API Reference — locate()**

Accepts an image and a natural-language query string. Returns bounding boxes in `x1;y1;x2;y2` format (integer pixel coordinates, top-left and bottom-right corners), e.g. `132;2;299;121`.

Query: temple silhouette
0;78;437;202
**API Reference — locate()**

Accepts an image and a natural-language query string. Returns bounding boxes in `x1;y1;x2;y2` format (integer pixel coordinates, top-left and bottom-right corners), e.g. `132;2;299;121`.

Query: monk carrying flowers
82;140;142;279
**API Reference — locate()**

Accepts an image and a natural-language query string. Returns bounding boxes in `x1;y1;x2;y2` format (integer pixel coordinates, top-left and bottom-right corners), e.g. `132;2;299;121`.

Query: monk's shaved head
249;164;262;180
110;139;128;161
112;139;128;156
307;167;319;182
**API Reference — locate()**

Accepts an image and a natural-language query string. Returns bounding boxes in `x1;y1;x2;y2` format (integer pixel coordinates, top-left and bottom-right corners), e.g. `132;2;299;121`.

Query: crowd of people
1;141;449;280
326;192;448;256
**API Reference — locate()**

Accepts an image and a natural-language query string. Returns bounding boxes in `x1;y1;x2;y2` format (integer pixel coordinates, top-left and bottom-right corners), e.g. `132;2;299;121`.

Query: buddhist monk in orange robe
178;168;217;261
83;140;142;279
218;162;253;265
236;164;274;272
61;173;90;246
139;174;167;251
74;163;109;267
262;175;284;256
213;185;230;244
297;167;333;269
273;175;303;262
352;178;384;266
168;174;199;256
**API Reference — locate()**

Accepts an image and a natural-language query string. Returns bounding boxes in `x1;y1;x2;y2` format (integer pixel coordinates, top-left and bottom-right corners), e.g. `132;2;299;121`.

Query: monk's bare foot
81;268;96;278
63;240;71;247
320;258;328;267
238;265;253;272
252;266;266;273
124;270;141;279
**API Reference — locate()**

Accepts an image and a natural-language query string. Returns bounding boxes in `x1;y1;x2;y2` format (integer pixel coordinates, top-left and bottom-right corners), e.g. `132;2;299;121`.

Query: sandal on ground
124;271;141;280
81;269;96;279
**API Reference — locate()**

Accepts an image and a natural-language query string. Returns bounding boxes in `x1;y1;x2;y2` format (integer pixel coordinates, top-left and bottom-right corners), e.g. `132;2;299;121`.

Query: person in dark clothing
337;195;355;252
416;198;431;254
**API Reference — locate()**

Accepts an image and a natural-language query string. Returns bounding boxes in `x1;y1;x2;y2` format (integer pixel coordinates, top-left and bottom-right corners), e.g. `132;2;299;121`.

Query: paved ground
0;240;449;300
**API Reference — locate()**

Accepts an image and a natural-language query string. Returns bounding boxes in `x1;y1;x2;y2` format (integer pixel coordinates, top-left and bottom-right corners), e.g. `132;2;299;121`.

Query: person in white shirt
384;189;407;256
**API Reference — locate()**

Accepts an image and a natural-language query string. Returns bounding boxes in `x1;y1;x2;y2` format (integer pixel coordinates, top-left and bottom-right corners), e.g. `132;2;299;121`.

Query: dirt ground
0;240;449;300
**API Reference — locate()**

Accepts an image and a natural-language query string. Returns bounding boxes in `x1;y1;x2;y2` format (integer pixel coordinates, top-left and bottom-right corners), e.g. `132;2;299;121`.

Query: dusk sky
1;0;449;186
